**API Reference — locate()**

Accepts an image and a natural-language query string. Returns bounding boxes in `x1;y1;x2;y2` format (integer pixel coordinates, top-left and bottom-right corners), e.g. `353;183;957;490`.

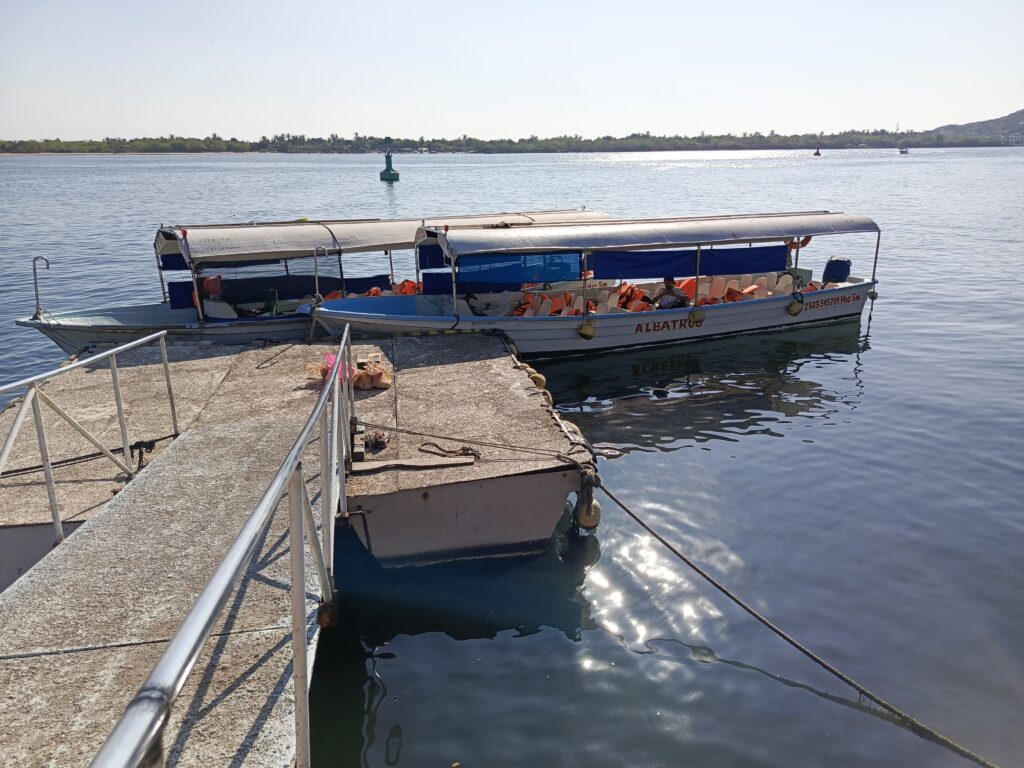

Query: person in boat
651;277;690;310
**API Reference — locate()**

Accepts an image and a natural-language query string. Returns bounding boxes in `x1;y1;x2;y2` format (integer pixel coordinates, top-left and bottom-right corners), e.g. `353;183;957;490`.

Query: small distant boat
309;211;882;359
898;146;909;154
813;145;821;157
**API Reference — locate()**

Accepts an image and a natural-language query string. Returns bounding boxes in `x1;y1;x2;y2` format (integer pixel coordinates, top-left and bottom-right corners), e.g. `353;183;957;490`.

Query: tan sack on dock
365;361;393;390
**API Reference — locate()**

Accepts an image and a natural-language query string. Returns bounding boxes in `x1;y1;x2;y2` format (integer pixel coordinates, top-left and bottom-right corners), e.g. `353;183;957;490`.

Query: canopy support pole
387;250;395;287
154;250;168;303
313;248;322;300
340;253;345;295
450;256;458;315
871;232;881;282
582;251;591;307
694;246;702;304
190;268;206;322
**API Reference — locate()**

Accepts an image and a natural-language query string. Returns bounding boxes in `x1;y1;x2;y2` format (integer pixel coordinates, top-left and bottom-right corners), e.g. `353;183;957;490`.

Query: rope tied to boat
354;417;1001;767
594;477;1001;768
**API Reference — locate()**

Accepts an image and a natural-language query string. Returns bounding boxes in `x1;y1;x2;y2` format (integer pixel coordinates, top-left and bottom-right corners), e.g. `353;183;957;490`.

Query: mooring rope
354;417;999;767
596;479;1000;768
355;420;589;462
353;418;999;765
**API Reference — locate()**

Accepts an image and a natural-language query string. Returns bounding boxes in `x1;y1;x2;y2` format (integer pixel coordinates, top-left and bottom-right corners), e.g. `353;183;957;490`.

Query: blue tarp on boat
421;271;521;295
591;245;788;279
456;252;582;284
417;243;447;270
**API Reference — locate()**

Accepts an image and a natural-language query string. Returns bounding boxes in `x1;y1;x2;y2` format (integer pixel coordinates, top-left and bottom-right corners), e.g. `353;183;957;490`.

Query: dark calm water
2;150;1022;766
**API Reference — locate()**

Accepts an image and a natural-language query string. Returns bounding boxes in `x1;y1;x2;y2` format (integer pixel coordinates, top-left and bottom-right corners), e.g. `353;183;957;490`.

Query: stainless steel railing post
299;482;332;601
0;387;36;478
109;353;133;476
343;332;354;472
158;336;180;436
318;406;331;552
30;383;63;543
326;378;339;573
288;465;312;768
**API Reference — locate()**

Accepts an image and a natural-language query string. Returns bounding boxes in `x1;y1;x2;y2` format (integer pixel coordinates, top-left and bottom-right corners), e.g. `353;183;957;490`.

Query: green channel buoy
380;150;399;182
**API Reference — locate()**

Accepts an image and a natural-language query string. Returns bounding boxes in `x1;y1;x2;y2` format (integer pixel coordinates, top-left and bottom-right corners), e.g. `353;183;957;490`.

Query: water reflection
311;514;599;767
542;320;870;455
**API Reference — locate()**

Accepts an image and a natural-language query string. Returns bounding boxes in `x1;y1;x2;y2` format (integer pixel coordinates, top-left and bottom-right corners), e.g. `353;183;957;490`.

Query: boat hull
16;312;322;355
314;282;875;358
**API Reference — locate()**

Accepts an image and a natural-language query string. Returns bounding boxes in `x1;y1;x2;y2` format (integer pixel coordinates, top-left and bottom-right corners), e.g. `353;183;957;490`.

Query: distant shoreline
1;143;1019;157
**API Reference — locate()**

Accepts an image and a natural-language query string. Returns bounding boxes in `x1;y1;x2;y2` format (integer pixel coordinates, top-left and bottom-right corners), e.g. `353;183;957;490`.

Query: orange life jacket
674;277;697;300
364;287;382;297
548;291;575;315
513;293;536;316
396;279;419;295
202;275;222;298
618;284;644;308
323;290;345;301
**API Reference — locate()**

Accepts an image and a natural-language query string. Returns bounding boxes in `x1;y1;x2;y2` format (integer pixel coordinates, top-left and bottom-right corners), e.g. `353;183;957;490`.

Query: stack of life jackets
512;291;593;317
617;283;652;312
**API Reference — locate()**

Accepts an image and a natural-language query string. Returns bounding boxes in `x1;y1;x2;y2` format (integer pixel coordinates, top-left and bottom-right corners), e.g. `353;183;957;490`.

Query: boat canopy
430;211;880;258
155;209;610;269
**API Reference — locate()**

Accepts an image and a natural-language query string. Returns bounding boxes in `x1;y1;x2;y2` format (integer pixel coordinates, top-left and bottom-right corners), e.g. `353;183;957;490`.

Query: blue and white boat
16;209;608;354
308;211;881;358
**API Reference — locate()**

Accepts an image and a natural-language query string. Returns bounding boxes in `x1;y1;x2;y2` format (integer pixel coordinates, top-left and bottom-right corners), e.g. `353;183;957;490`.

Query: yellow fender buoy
690;308;705;323
529;372;547;388
868;289;878;301
577;319;596;340
786;291;804;316
541;389;554;407
577;499;601;530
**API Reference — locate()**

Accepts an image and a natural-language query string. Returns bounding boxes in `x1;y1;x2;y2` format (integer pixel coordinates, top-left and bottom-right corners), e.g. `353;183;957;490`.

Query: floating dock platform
0;334;591;765
345;335;592;564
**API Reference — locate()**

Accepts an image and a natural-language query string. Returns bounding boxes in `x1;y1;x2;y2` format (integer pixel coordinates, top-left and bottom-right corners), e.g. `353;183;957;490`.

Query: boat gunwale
312;281;875;323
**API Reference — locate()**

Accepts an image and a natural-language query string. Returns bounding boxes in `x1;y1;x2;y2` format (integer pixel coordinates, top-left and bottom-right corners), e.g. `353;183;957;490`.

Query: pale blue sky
1;0;1021;140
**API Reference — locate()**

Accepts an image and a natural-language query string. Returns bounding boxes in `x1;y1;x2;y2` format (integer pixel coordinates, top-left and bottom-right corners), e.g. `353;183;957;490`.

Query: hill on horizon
933;108;1024;138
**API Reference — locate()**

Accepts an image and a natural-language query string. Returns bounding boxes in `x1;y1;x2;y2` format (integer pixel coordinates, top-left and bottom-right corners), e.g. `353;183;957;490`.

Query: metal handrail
0;331;176;395
0;331;180;544
91;325;354;768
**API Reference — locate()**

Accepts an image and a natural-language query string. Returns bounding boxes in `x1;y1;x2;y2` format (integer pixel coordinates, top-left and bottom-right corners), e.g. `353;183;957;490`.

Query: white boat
15;209;609;354
308;211;881;358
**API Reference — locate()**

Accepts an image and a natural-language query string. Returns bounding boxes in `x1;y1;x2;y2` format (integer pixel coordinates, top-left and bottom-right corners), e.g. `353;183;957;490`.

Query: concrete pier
0;335;590;766
0;342;333;766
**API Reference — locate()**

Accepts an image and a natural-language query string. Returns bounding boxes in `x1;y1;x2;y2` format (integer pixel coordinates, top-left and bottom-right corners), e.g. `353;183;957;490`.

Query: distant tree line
0;129;1011;154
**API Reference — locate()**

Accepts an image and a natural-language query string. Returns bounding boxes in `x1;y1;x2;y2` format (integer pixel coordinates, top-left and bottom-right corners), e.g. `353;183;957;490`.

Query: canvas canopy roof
431;211;880;259
155;209;609;266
